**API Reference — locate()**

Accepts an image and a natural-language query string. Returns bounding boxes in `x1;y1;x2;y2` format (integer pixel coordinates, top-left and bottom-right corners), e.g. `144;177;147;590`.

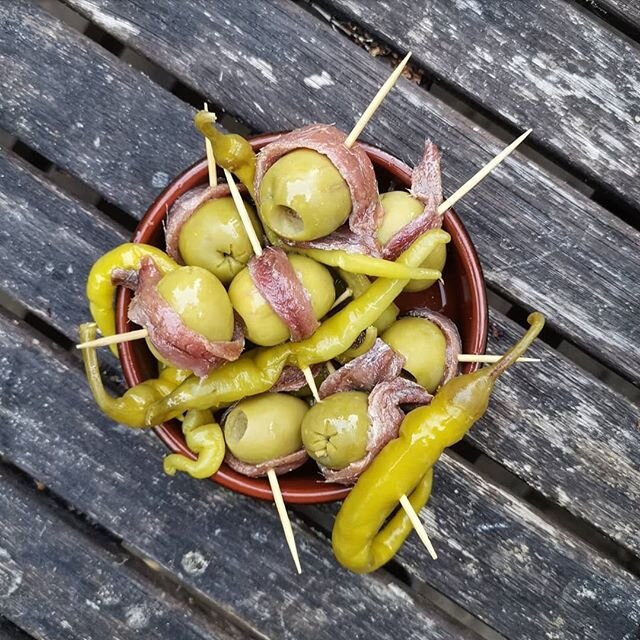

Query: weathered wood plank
0;151;125;340
397;451;640;640
0;466;246;640
1;313;639;639
471;311;640;557
2;148;640;562
317;0;640;212
0;315;482;637
14;0;637;385
0;4;201;219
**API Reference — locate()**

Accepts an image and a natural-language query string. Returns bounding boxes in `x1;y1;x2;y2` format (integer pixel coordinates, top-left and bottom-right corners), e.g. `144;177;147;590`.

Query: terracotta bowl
116;132;488;503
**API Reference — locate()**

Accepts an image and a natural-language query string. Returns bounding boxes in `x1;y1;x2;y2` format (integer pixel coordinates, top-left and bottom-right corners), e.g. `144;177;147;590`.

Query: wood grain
1;311;639;639
0;466;246;640
317;0;640;212
0;3;201;219
1;57;639;566
0;312;483;638
4;0;638;384
0;152;125;340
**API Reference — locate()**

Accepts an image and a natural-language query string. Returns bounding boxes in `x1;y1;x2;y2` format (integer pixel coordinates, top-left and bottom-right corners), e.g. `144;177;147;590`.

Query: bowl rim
116;131;488;503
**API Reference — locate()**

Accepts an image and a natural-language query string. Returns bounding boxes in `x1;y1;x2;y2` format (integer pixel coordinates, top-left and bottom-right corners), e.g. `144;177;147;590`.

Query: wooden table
1;1;639;638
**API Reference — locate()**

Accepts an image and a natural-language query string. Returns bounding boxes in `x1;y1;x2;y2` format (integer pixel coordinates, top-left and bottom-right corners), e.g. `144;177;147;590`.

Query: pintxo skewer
75;126;534;355
339;52;532;561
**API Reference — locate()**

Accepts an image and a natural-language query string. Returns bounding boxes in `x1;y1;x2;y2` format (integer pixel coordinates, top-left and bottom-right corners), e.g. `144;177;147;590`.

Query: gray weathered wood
3;149;640;560
317;0;640;212
0;466;246;640
1;312;639;639
0;151;125;340
0;4;202;219
470;312;640;556
8;0;637;385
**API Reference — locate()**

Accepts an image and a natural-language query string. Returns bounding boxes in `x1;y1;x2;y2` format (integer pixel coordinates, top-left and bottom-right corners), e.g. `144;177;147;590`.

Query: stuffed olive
259;149;351;241
301;391;370;470
378;191;446;292
228;254;335;346
178;196;262;284
381;317;446;393
224;393;309;464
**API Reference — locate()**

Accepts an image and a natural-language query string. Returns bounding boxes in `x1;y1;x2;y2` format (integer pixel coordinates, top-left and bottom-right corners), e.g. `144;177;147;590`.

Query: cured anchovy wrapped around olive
378;141;445;261
254;124;383;253
165;183;262;285
229;248;335;346
304;339;432;485
382;309;462;393
122;257;244;377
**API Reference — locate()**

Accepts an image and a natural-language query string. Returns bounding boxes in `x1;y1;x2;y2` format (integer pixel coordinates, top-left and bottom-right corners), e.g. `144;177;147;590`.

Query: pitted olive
259;149;351;241
156;266;234;342
378;191;447;292
224;393;308;464
228;254;335;346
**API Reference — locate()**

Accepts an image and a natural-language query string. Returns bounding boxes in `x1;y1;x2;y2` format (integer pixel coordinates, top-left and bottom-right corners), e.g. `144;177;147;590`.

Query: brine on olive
228;254;336;346
223;393;309;464
259;149;352;241
156;266;235;341
381;317;446;393
301;391;370;470
178;196;262;284
378;191;447;292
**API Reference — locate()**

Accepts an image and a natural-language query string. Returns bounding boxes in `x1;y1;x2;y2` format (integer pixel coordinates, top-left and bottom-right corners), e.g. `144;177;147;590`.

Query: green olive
156;266;234;342
146;338;173;367
228;254;335;346
381;317;446;393
301;391;370;470
224;393;308;464
378;191;447;292
178;196;262;284
403;243;446;293
289;254;335;320
259;149;352;241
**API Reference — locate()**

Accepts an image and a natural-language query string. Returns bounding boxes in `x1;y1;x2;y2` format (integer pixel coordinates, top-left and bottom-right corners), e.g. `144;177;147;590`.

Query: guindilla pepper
79;322;189;428
86;243;177;355
145;229;450;424
331;312;545;573
163;409;225;479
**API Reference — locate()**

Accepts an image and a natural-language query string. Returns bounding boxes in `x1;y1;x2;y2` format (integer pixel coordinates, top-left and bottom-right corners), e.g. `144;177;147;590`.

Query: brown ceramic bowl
116;132;488;503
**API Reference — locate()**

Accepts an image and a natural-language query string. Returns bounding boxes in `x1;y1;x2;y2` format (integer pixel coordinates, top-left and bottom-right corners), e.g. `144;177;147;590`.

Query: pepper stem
488;312;545;380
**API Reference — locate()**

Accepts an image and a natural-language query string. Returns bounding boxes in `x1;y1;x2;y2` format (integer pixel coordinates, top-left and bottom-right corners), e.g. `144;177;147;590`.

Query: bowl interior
116;133;488;503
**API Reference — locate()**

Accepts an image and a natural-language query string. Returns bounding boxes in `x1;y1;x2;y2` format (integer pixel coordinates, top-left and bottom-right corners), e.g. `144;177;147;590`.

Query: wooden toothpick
458;354;540;363
399;494;437;560
76;328;148;350
437;129;532;215
223;168;263;257
267;468;302;574
344;52;412;149
203;103;217;187
302;366;321;403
